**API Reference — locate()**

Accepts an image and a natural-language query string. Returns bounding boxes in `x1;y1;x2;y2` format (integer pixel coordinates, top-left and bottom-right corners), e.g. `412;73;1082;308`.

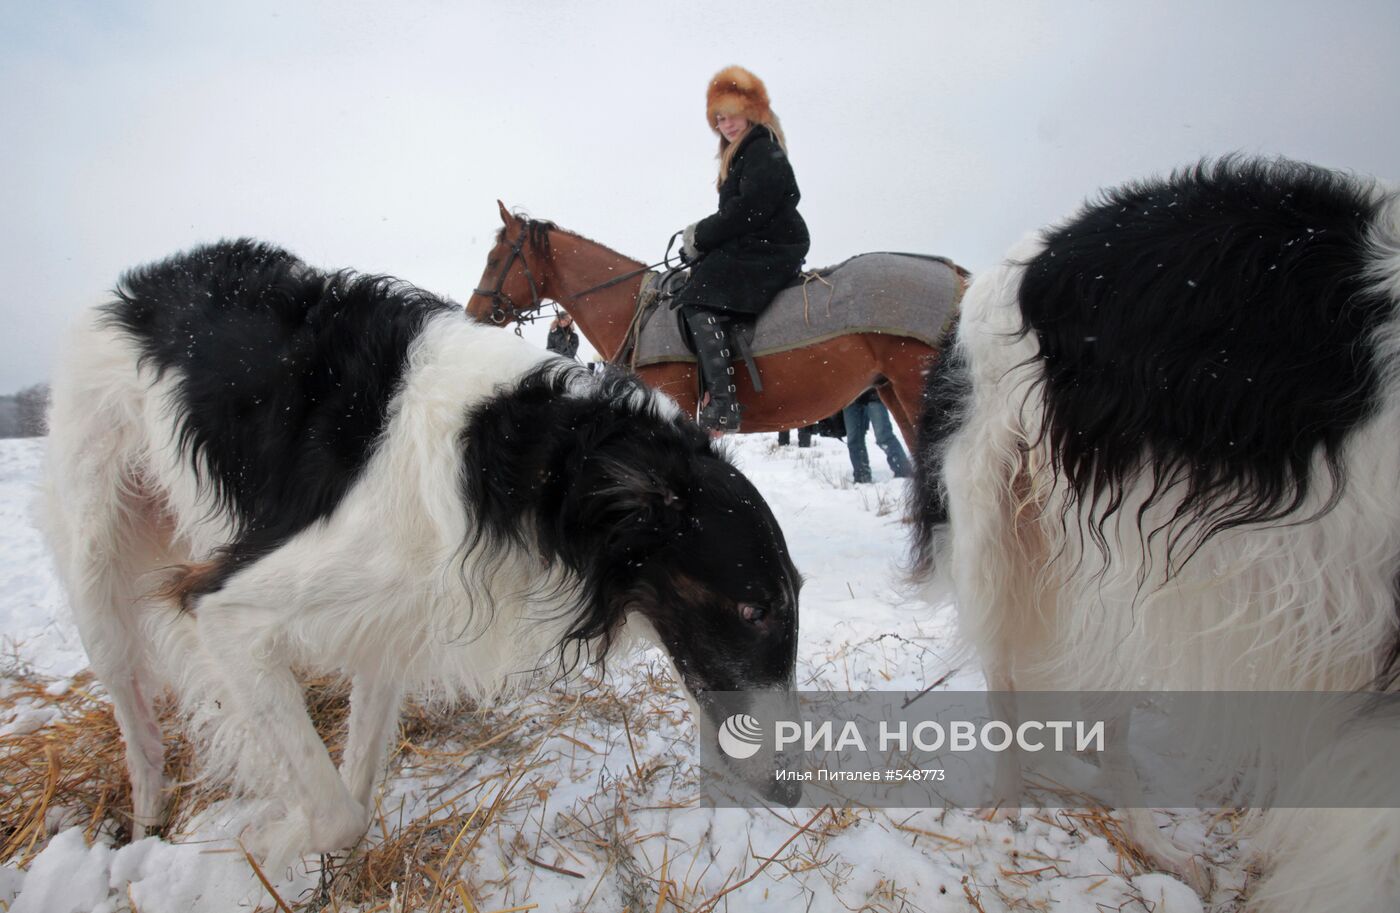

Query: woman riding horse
678;65;810;432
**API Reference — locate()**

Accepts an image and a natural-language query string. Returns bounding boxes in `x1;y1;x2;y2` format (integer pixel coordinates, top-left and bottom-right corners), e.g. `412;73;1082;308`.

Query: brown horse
467;203;965;447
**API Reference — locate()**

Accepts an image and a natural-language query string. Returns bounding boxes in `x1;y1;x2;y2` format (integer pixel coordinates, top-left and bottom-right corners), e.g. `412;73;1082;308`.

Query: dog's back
42;239;804;859
929;159;1400;692
922;159;1400;911
40;239;535;840
44;239;477;646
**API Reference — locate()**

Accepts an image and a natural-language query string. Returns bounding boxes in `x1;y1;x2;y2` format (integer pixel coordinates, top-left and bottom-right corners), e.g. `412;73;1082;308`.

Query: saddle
615;252;968;397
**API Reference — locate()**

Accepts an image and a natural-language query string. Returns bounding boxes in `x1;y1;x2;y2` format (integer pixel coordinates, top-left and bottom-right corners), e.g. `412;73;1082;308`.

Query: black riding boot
684;308;741;433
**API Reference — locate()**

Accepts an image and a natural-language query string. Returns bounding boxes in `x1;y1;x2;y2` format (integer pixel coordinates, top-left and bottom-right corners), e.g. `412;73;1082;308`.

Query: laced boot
685;310;742;433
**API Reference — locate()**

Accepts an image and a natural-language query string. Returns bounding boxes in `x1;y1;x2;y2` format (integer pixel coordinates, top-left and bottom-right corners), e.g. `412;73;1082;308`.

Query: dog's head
583;450;801;696
463;362;799;684
462;362;801;799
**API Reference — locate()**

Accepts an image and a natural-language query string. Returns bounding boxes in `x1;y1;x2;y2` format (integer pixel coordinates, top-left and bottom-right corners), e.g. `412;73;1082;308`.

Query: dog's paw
251;799;368;867
1142;842;1214;899
304;798;368;854
248;809;309;871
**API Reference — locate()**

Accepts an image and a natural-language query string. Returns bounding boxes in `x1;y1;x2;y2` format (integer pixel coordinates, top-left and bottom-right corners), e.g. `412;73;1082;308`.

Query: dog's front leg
1099;709;1213;896
341;672;404;813
193;596;367;860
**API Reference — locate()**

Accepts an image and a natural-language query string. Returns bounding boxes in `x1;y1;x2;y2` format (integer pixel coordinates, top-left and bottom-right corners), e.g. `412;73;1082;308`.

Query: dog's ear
521;433;691;577
581;457;688;547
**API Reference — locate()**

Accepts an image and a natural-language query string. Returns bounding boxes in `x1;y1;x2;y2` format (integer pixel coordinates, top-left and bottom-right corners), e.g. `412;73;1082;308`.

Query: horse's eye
739;603;766;623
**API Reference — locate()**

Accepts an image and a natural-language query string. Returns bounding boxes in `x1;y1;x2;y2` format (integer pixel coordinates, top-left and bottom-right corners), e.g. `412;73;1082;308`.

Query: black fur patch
908;329;967;576
460;363;800;684
1018;157;1389;564
102;239;457;592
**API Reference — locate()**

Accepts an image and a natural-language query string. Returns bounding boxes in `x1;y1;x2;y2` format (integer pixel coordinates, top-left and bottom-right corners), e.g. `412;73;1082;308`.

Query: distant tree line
0;383;49;438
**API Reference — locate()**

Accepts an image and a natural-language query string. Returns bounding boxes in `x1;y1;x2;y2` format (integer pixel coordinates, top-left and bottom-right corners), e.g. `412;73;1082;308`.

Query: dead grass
0;670;465;868
0;664;730;912
0;664;1228;912
2;670;160;862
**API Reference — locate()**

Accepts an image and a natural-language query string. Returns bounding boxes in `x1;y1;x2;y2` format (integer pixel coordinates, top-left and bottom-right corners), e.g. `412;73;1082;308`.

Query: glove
680;222;701;264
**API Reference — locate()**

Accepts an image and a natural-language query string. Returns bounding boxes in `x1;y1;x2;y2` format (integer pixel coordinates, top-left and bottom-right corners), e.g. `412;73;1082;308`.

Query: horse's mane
495;218;555;252
498;214;644;268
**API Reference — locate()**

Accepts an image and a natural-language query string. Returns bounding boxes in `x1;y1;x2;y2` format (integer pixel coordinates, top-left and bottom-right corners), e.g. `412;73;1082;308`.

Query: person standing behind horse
677;65;810;432
843;388;912;484
546;312;580;360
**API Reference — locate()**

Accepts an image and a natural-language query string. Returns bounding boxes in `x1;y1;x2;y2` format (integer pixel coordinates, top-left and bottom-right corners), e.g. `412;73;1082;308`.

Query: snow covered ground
0;433;1216;913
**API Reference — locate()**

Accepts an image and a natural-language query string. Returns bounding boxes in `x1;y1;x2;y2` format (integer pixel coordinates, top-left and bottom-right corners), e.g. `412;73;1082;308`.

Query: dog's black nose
762;774;803;808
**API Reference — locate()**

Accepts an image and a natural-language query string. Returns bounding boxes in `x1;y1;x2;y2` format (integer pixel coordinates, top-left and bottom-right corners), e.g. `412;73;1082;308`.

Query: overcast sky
2;0;1397;391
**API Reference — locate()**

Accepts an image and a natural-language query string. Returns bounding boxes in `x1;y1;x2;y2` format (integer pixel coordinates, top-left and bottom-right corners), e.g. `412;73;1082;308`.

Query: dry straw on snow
0;657;1228;912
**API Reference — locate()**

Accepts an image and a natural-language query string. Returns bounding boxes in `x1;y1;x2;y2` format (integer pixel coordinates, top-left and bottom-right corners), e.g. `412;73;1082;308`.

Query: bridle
473;223;546;335
474;220;688;335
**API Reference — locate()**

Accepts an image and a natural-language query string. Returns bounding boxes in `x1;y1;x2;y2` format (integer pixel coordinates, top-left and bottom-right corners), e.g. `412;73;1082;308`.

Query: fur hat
706;66;774;133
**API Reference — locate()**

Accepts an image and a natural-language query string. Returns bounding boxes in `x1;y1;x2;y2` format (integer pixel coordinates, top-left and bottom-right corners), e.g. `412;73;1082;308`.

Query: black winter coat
676;125;810;316
546;325;579;359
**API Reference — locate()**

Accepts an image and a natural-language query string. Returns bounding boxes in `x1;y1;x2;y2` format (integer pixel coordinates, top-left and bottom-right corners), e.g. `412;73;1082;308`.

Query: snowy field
0;434;1218;913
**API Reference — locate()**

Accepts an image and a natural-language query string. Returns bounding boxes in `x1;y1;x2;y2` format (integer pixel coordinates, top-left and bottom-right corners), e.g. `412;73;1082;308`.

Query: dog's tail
153;559;230;613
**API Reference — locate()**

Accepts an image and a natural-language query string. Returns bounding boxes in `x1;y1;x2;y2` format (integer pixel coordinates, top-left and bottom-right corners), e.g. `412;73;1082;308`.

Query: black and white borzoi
42;240;800;861
913;158;1400;912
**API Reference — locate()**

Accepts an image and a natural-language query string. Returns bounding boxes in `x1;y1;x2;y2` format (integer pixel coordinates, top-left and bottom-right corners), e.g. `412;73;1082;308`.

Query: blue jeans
843;399;911;483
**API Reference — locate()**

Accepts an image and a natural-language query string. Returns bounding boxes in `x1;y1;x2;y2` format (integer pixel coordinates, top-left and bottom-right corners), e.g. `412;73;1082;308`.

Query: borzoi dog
41;239;800;861
912;158;1400;911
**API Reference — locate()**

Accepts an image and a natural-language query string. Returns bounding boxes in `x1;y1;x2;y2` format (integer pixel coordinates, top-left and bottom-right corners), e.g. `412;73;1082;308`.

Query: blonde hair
715;119;788;189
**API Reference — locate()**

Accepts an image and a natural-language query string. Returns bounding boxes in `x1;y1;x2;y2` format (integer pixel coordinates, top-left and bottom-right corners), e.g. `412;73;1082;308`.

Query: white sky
2;0;1397;391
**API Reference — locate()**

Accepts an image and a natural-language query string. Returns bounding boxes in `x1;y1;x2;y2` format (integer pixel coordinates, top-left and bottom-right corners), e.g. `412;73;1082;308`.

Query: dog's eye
739;603;766;623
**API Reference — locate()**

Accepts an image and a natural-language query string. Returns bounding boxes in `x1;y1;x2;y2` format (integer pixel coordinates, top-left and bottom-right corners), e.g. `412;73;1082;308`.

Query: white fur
41;310;649;861
937;188;1400;910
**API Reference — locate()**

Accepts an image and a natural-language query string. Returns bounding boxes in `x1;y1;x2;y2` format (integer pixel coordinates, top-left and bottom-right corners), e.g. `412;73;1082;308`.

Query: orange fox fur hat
706;66;774;133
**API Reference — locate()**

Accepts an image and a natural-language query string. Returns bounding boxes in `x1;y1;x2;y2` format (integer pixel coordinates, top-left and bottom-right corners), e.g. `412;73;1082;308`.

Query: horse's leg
874;341;930;451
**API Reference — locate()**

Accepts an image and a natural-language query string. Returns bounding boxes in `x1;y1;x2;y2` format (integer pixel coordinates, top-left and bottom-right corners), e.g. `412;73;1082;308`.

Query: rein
475;222;686;333
566;231;687;300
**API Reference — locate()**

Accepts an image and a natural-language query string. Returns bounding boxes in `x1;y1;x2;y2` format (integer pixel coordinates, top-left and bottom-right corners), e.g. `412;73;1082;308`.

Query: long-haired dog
41;240;800;861
912;158;1400;911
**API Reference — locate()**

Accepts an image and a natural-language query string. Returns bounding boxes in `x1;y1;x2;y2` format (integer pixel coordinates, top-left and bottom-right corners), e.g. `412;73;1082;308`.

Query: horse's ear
497;200;513;226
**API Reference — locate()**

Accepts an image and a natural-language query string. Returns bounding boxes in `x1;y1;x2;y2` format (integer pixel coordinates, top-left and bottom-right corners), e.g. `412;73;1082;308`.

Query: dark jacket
546;324;579;359
677;125;810;316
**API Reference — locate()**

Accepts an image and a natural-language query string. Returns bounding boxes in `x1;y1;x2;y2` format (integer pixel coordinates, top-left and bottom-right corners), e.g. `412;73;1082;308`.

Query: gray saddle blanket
633;252;965;367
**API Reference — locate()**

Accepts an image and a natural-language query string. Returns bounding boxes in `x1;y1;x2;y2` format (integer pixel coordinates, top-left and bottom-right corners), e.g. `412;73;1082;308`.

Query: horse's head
466;202;554;328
